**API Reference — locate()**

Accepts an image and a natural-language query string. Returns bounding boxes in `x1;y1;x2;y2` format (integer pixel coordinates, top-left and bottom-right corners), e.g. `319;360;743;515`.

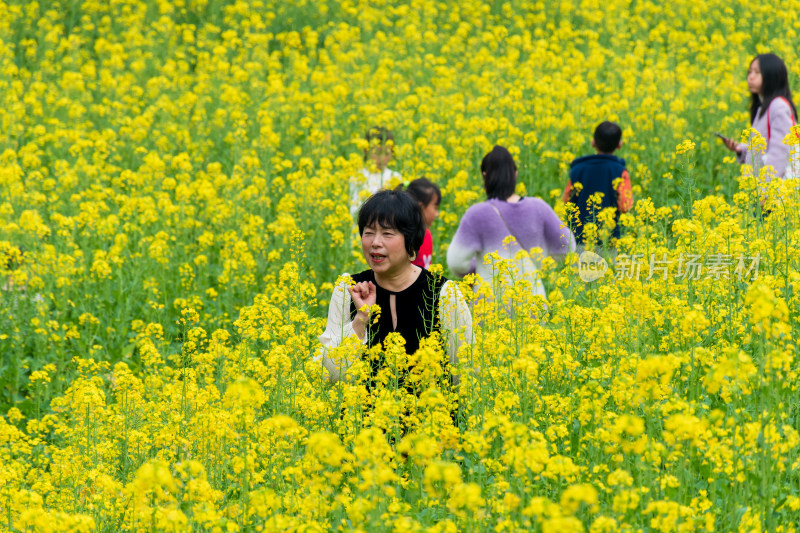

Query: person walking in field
563;121;634;248
447;146;575;299
720;53;799;180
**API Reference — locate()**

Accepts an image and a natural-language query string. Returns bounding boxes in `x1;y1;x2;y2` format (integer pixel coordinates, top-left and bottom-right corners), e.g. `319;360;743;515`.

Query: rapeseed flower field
2;0;800;530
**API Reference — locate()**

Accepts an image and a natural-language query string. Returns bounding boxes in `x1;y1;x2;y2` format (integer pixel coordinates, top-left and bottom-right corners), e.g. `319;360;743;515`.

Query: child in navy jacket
562;121;633;245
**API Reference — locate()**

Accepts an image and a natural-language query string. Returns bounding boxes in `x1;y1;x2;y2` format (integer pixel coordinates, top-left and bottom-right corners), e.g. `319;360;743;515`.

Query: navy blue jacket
566;154;629;244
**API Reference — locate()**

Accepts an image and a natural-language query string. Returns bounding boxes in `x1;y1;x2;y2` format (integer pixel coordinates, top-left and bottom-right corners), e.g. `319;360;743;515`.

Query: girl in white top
349;126;402;215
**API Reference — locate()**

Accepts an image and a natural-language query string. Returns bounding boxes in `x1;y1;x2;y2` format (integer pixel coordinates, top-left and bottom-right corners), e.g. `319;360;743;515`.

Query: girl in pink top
721;53;798;180
403;178;441;269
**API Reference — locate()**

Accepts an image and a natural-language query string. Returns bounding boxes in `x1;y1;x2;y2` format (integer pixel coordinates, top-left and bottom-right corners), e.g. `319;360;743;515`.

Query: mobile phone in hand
714;132;729;142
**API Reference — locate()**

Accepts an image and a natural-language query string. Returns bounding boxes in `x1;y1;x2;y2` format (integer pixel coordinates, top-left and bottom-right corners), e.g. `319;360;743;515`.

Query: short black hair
593;121;622;153
481;145;517;200
357;189;425;256
403;177;441;207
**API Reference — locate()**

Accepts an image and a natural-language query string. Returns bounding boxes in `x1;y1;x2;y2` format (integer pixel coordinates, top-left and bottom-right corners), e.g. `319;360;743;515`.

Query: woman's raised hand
349;281;377;312
349;281;377;339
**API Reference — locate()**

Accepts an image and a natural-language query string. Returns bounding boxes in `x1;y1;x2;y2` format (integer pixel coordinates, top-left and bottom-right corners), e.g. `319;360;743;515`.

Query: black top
350;269;446;355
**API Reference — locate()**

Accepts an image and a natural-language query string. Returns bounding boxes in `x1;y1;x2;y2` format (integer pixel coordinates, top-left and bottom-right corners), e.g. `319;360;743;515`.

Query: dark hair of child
404;177;441;207
593;121;623;153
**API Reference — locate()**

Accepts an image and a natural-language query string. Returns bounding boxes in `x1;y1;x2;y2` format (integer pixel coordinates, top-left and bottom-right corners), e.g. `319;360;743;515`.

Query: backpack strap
488;202;528;250
767;96;798;142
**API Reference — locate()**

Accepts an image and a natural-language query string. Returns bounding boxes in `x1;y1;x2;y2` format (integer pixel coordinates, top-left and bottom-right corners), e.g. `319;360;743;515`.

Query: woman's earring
410;251;417;262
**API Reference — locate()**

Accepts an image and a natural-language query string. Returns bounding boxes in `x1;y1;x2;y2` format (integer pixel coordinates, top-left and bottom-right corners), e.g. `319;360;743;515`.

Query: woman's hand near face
349;281;376;308
349;281;377;339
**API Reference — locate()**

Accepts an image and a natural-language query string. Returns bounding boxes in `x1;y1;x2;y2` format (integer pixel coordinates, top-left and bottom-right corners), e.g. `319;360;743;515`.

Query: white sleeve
446;208;481;277
438;280;473;372
446;239;478;278
316;275;366;382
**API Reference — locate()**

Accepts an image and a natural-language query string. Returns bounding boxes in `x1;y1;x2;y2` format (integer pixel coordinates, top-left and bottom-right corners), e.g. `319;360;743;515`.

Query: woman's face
361;222;410;276
747;59;763;97
420;200;439;228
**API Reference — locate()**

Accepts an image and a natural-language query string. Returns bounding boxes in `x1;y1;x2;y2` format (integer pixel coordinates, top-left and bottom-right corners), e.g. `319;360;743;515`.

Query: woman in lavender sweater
722;53;798;180
447;146;575;298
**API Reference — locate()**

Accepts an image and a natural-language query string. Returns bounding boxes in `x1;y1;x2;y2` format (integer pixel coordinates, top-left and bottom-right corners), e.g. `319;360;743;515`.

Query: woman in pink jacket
722;53;798;180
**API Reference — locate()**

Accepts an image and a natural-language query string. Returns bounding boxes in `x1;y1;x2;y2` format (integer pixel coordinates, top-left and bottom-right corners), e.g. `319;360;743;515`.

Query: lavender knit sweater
447;197;575;288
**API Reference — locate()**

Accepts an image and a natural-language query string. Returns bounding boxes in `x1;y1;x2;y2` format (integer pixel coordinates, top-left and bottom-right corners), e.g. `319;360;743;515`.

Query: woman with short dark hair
447;146;575;298
318;189;472;383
